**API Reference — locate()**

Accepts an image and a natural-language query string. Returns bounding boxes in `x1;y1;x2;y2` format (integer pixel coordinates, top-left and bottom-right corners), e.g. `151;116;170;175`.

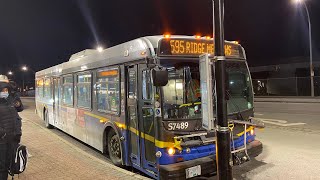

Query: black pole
214;0;233;179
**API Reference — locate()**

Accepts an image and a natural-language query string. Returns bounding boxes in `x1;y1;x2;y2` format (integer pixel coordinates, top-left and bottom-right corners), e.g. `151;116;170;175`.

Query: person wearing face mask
0;79;22;180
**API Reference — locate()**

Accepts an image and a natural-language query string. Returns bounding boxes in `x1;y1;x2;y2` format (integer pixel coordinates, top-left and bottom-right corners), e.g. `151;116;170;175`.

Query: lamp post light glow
8;71;13;75
22;66;28;71
293;0;314;97
97;46;103;52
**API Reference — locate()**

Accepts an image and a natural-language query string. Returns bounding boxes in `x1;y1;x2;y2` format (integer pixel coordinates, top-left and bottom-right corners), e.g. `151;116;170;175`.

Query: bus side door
138;64;157;174
127;65;141;167
127;64;157;175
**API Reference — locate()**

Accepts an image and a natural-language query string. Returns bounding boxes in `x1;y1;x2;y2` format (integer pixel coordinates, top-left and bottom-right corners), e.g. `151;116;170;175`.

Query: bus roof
36;35;244;78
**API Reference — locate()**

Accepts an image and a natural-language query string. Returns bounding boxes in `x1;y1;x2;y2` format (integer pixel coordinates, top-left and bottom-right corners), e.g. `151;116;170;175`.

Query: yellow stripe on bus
84;111;252;149
84;112;109;123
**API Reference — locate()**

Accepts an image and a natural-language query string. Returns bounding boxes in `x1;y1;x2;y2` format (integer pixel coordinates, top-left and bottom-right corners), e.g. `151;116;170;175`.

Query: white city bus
35;35;262;179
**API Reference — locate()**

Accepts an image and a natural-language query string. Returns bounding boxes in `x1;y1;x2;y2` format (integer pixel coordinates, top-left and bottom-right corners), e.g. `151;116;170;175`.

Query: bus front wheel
44;110;53;129
107;130;122;166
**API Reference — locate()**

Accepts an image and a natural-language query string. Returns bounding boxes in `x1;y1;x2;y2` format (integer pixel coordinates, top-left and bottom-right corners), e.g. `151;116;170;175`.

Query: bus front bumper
159;140;262;179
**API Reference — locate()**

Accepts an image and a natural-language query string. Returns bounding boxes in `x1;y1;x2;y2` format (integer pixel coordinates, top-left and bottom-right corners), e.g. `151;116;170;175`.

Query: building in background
250;57;320;96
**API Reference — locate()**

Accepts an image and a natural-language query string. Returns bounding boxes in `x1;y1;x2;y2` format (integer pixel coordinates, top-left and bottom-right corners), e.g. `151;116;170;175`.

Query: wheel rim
110;135;121;158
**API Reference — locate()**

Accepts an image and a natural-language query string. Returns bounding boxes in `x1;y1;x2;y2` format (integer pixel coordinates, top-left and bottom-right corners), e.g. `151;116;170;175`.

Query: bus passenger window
36;79;44;98
43;78;51;99
62;76;74;106
77;73;92;108
96;67;120;114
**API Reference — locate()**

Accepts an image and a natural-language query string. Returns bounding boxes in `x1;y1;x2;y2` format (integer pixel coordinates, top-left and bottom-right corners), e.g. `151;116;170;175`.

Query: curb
24;117;150;180
254;98;320;103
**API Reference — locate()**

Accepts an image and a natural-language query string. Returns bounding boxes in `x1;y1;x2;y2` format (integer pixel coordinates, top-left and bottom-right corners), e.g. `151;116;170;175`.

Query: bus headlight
167;148;175;155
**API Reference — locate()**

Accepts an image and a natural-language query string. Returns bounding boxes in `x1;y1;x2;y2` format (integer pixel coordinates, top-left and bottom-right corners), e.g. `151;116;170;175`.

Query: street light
293;0;314;97
97;46;103;52
22;66;28;71
21;66;29;94
8;71;13;75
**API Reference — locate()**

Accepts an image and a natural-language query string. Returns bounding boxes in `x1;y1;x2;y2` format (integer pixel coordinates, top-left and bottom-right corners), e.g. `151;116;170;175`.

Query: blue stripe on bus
157;133;255;165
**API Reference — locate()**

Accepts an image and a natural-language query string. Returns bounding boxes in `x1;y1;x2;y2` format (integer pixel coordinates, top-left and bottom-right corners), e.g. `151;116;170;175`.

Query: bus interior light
167;148;175;155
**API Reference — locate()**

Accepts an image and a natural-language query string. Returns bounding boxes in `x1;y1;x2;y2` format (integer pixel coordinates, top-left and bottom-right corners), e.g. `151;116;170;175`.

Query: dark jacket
0;85;22;144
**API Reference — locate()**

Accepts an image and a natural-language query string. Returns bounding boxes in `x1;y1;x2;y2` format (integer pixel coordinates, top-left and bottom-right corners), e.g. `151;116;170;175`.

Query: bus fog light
186;148;191;153
167;148;175;155
156;151;162;158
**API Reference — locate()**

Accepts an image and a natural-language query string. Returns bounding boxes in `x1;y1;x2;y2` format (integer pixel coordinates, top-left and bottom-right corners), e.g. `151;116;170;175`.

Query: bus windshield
162;60;253;120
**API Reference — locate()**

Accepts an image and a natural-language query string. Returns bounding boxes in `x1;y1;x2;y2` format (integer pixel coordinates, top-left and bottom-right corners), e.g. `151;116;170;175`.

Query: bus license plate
186;165;201;179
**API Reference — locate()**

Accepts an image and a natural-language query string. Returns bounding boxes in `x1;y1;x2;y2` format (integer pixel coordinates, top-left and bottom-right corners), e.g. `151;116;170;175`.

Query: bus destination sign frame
158;38;241;58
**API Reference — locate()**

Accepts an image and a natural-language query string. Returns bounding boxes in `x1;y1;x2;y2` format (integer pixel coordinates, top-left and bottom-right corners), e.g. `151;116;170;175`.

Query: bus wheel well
104;126;115;154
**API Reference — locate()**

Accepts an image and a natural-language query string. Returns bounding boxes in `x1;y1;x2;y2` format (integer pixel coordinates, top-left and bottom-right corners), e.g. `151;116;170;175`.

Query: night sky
0;0;320;84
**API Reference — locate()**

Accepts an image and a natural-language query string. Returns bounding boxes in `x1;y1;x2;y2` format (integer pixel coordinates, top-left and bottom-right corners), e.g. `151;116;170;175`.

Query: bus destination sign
159;38;241;57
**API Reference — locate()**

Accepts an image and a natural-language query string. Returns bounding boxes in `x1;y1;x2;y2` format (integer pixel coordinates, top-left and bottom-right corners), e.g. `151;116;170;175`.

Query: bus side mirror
151;66;168;86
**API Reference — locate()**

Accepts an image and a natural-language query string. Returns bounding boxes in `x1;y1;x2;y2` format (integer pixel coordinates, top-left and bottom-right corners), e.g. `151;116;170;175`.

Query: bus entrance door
127;65;141;167
127;64;157;176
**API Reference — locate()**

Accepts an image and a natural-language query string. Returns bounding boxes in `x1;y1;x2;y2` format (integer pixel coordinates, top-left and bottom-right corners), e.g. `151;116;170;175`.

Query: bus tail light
167;148;175;155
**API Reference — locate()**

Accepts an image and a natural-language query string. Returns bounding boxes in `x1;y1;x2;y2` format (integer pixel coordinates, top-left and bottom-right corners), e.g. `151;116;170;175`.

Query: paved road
19;98;320;179
228;102;320;179
254;102;320;132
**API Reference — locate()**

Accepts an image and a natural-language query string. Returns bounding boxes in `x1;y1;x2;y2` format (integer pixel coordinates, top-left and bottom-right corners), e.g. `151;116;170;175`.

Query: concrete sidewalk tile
14;110;150;180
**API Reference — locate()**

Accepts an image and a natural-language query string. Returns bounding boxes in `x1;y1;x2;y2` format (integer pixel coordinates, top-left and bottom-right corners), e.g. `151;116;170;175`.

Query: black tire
44;110;53;129
107;130;122;166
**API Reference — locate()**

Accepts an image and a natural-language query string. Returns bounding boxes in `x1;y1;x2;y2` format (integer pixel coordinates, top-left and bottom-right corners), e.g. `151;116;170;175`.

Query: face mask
0;92;9;99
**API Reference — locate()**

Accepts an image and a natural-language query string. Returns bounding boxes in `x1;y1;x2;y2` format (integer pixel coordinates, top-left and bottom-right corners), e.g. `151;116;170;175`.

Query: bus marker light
140;51;146;55
250;129;254;135
195;35;201;39
177;157;184;162
164;34;171;38
205;36;211;40
100;119;107;123
167;148;175;155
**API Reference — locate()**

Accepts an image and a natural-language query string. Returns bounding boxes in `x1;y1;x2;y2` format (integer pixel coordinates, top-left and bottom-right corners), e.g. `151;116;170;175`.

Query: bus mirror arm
145;57;156;69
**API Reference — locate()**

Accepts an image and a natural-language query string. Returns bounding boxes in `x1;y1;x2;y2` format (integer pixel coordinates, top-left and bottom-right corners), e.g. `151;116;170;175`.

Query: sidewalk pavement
255;96;320;103
14;108;150;180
